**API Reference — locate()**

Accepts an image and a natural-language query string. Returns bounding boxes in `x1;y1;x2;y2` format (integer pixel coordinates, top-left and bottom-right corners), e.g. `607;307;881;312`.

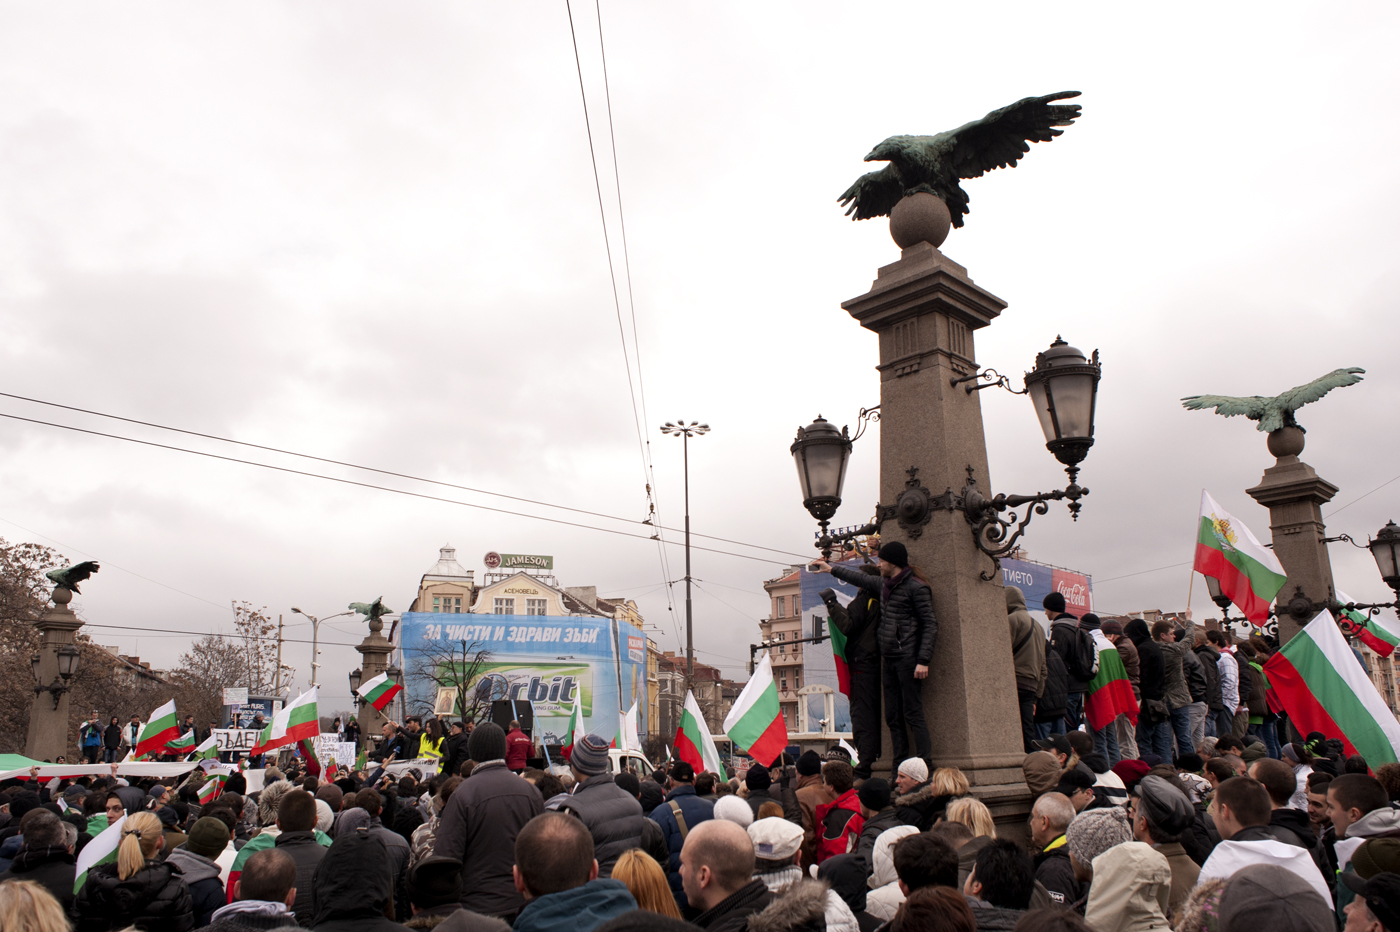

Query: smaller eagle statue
45;561;100;594
1181;367;1365;433
349;597;391;624
838;91;1082;227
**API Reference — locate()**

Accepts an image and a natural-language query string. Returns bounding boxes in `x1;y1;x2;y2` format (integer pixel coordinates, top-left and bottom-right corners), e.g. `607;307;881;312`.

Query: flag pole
1187;569;1195;617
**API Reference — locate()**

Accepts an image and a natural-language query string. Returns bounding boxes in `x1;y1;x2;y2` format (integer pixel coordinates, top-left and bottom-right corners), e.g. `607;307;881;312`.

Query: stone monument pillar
355;617;394;751
26;587;84;761
1246;427;1338;644
840;196;1030;824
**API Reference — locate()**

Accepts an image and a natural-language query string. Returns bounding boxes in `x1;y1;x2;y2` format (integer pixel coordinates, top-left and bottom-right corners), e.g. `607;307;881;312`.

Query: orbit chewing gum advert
432;663;591;718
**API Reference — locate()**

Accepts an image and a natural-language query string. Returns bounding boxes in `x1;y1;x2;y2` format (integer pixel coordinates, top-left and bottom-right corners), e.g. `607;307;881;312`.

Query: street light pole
291;608;353;688
662;420;709;693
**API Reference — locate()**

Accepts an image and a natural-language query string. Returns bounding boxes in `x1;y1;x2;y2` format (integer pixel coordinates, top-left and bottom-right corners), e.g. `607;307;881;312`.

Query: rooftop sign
484;552;554;571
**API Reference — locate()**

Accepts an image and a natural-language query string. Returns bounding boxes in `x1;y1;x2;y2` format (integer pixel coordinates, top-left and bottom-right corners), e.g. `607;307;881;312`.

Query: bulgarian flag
166;731;197;754
561;692;582;761
134;700;180;757
298;738;321;778
1194;491;1287;623
1336;590;1400;658
723;653;788;767
198;772;229;804
1085;630;1139;729
675;689;723;775
74;814;125;894
355;672;402;712
190;735;219;761
1264;609;1400;767
251;687;320;756
827;616;852;699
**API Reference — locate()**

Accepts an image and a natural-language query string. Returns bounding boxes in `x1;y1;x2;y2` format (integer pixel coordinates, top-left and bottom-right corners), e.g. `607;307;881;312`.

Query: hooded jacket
748;877;856;932
1268;807;1318;849
1033;837;1079;907
1125;620;1166;705
274;830;328;926
1084;841;1171;932
433;758;544;918
793;774;834;869
1194;643;1224;710
552;774;644;878
0;844;75;910
511;878;636;932
165;846;226;926
829;564;937;663
892;782;955;832
75;858;195;932
1334;807;1400;919
1007;588;1048;697
310;830;412;932
864;826;917;922
852;808;903;874
1116;635;1141;697
1049;615;1089;694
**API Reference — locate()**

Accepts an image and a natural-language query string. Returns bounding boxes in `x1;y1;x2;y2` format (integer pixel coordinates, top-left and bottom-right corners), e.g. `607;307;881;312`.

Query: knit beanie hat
1043;591;1067;614
1065;806;1132;867
745;765;772;791
796;751;823;777
898;758;929;784
570;734;610;776
878;541;908;568
186;816;230;859
315;799;335;834
713;795;753;828
857;778;891;812
315;784;344;812
258;780;292;826
155;805;179;827
407;856;464;909
467;722;506;763
9;792;41;820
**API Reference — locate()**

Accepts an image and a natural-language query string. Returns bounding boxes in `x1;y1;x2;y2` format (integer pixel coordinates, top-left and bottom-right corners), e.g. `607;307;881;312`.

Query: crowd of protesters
6;711;1400;932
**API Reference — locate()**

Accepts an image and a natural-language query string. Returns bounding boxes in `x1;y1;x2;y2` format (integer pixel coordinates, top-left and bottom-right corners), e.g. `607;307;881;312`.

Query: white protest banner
213;729;261;754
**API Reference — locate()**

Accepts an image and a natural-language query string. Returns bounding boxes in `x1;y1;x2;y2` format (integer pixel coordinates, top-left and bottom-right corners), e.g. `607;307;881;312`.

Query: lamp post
1370;521;1400;600
661;420;709;692
291;608;353;688
791;417;854;558
25;584;87;760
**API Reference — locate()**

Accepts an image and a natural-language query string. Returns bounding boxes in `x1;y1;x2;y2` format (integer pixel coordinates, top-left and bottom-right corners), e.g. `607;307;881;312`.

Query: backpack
1055;620;1099;682
1036;650;1070;723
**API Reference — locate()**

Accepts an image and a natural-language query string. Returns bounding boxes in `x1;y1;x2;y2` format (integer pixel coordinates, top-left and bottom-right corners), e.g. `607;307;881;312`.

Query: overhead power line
0;410;794;566
0;391;807;562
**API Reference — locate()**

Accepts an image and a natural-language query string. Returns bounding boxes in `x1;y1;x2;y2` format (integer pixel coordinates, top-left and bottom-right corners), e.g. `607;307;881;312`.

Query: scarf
210;900;291;922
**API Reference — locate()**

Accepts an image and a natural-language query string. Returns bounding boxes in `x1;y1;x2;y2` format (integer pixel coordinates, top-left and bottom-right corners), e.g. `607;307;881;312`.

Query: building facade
760;566;805;730
408;546;476;614
1359;641;1400;718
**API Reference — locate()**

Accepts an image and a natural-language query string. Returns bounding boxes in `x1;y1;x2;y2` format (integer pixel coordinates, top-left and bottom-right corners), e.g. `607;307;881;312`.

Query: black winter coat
649;785;714;911
0;844;75;910
310;830;412;932
433;759;543;917
1035;650;1070;724
104;724;124;749
553;774;644;878
273;830;327;927
1195;644;1224;710
1049;616;1088;693
439;733;470;777
1125;620;1166;703
835;585;881;666
1183;646;1208;703
75;858;194;932
830;565;937;663
1032;845;1079;907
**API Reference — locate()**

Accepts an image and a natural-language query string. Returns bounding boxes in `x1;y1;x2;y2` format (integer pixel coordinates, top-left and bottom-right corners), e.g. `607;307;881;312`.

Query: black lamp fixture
32;644;81;709
791;416;853;540
1023;337;1101;517
348;667;362;704
1371;521;1400;599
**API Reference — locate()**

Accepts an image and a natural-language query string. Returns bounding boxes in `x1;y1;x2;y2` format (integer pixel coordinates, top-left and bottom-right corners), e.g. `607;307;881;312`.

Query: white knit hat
714;795;754;828
898;758;929;783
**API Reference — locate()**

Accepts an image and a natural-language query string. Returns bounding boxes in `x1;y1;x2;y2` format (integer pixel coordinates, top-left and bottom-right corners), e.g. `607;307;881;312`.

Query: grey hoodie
164;847;220;886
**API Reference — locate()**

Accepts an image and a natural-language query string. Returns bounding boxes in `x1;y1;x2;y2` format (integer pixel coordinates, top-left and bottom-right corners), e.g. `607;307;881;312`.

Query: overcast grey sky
2;2;1397;712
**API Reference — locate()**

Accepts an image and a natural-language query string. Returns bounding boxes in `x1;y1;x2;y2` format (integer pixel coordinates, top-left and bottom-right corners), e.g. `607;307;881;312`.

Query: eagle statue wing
1179;393;1270;420
946;91;1082;181
1273;367;1365;412
838;163;905;220
45;560;100;593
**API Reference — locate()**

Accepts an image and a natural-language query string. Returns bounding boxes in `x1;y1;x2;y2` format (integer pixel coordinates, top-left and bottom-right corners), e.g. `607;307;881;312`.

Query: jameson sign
485;553;553;570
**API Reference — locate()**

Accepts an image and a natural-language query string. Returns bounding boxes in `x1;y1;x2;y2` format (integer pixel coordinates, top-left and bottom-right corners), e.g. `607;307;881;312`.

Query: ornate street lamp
348;667;362;705
1024;337;1102;515
32;644;81;709
1371;521;1400;598
791;417;853;539
57;645;80;681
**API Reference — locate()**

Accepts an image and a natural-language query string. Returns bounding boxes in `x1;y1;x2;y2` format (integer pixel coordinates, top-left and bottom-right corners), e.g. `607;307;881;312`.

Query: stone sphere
1267;426;1305;459
889;192;951;249
52;587;73;605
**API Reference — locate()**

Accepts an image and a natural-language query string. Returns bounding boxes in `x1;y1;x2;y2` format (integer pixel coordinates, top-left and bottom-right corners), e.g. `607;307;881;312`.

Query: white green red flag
166;731;196;753
1335;591;1400;658
1194;491;1287;623
134;700;180;757
621;701;641;753
1085;630;1139;729
827;616;851;699
198;772;228;804
1264;609;1400;767
250;687;319;756
355;672;402;712
723;653;788;767
190;735;219;761
674;689;723;775
298;738;321;778
74;814;125;894
561;692;582;761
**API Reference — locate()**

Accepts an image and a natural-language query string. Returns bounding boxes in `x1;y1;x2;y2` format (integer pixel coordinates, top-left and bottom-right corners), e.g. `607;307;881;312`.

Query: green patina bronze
349;596;391;623
1181;367;1366;433
839;91;1082;228
44;560;99;594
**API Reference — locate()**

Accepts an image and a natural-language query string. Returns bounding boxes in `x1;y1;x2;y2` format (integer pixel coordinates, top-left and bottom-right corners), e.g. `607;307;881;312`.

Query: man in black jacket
0;810;75;909
1126;618;1173;759
1250;758;1318;849
271;789;328;926
1028;792;1079;906
552;733;645;877
1045;592;1086;734
822;569;882;779
814;540;936;772
440;721;470;777
682;819;773;931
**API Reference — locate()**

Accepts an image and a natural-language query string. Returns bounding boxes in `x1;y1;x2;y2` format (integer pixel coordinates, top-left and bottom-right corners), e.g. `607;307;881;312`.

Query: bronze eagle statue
1181;367;1365;433
45;561;99;593
349;597;391;623
838;91;1082;227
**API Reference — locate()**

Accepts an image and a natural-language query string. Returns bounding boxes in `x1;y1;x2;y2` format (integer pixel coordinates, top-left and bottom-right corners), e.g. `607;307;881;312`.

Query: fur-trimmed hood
748;878;837;932
892;782;951;811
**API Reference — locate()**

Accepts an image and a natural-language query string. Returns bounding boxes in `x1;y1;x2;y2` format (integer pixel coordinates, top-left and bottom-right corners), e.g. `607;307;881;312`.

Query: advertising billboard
400;613;648;746
1000;557;1093;615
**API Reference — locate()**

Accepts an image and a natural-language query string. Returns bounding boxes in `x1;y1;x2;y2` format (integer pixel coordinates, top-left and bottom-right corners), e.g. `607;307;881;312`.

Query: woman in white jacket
865;826;918;921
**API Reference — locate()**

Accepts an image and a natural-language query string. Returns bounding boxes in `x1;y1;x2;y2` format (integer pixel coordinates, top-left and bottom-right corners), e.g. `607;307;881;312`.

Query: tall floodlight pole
661;420;709;692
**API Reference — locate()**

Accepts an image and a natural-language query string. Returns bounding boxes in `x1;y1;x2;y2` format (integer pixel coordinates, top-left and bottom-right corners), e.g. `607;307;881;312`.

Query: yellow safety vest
420;736;444;760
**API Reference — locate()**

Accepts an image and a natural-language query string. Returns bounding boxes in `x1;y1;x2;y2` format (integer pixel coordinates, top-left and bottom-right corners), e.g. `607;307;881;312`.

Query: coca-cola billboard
1001;557;1093;615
